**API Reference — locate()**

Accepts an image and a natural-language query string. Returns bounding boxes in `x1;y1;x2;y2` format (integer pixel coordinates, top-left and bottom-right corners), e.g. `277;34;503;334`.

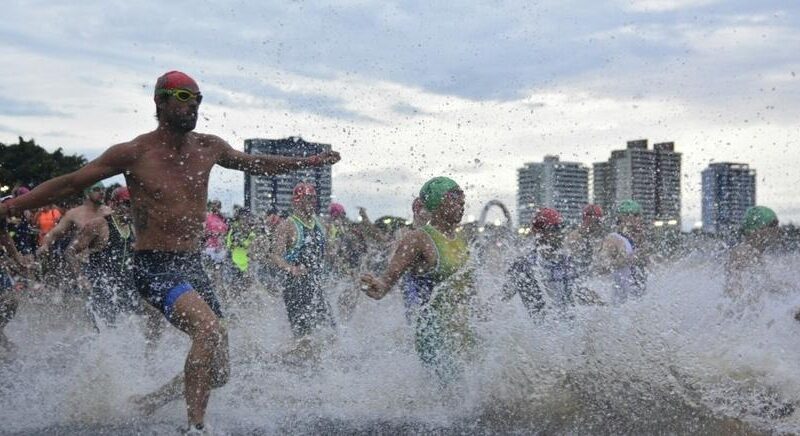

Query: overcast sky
1;0;798;227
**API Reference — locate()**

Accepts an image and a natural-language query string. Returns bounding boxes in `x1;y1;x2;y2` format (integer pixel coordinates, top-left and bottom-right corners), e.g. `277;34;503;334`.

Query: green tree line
0;137;86;190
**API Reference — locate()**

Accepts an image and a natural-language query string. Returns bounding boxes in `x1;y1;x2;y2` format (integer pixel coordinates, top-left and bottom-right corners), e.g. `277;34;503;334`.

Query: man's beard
169;113;198;132
176;118;197;132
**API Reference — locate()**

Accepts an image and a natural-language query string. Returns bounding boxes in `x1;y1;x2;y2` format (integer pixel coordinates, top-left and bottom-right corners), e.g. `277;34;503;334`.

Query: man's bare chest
128;151;215;198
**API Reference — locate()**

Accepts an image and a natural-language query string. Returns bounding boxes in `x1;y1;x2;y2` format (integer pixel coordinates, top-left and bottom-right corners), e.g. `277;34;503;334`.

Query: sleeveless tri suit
282;215;335;337
403;225;474;382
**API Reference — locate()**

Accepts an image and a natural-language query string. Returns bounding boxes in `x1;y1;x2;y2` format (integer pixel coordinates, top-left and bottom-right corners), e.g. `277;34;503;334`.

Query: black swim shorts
133;251;223;321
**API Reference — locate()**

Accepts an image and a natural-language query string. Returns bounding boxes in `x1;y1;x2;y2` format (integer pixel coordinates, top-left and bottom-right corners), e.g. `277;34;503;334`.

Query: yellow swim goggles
155;88;203;103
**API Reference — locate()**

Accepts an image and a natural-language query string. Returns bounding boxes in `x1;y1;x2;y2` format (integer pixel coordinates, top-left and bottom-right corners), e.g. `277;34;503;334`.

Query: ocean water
1;248;798;435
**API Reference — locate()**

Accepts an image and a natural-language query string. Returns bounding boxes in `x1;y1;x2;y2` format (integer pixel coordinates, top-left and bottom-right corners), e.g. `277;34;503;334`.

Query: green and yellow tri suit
403;224;475;382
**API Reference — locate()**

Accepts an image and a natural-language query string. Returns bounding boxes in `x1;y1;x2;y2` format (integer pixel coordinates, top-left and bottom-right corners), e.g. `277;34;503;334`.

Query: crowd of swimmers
0;70;788;435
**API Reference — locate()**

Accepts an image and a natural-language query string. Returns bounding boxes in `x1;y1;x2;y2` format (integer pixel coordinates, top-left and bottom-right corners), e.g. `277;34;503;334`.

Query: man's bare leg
131;292;229;425
143;303;164;359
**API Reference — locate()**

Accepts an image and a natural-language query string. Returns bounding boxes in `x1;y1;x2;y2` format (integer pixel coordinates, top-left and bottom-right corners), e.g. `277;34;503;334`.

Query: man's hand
360;274;387;300
308;150;340;167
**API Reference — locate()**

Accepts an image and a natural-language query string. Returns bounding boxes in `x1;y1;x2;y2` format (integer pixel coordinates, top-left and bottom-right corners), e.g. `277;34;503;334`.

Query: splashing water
1;248;799;434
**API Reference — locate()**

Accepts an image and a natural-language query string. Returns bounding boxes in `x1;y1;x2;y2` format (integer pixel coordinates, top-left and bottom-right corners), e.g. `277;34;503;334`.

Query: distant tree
0;137;87;189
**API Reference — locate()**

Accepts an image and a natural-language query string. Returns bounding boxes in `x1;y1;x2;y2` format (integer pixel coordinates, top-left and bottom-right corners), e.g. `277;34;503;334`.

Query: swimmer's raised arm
215;136;340;175
0;143;133;218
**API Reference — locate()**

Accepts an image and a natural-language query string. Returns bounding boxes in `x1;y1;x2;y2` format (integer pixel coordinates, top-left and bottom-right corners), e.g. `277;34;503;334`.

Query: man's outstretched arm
1;143;132;218
216;138;340;175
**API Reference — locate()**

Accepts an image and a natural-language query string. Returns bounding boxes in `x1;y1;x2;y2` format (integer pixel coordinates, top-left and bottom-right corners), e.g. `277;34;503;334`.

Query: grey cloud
336;167;424;187
0;96;68;117
2;0;800;223
39;130;81;139
390;102;427;116
203;75;379;123
2;0;799;104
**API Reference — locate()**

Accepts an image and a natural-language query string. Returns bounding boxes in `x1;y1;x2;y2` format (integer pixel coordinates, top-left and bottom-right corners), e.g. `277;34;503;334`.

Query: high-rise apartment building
701;163;756;233
517;155;589;225
654;142;681;222
593;139;682;224
592;161;612;213
243;137;332;215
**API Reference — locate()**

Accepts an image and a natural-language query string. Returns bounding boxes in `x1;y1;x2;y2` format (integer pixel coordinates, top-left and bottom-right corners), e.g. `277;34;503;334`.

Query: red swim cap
155;71;198;92
532;207;563;231
582;204;603;225
112;187;131;202
292;183;317;201
329;202;346;218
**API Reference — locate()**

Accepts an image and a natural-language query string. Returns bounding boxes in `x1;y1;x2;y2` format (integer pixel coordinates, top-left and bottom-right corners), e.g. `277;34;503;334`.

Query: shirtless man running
0;70;340;434
36;181;111;256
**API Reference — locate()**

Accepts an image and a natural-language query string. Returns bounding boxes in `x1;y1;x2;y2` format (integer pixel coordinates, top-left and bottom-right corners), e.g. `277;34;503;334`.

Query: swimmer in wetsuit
362;177;475;383
564;204;605;276
0;70;340;434
596;200;649;305
270;183;335;340
503;207;578;320
725;206;783;306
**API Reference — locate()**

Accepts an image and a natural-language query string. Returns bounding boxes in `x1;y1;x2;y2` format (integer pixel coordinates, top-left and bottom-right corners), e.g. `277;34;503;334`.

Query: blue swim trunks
133;251;223;322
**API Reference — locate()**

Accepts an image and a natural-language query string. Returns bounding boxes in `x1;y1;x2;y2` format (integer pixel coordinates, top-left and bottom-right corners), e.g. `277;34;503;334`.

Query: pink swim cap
329;202;346;218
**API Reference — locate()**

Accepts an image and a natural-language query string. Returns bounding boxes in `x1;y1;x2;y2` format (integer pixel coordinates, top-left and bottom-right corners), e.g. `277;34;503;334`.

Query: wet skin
0;77;339;427
2;92;340;252
360;190;465;299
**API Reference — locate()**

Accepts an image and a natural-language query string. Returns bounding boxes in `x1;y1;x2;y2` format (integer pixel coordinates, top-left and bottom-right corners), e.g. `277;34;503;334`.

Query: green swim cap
616;199;643;216
742;206;778;234
84;181;105;195
419;177;460;212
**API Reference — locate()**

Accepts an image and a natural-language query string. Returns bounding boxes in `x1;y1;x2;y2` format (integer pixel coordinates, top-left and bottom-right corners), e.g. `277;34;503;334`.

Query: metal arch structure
478;200;513;228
